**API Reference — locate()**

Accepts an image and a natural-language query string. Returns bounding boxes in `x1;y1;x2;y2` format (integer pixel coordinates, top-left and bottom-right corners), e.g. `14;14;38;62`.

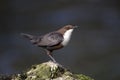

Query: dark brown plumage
21;25;77;62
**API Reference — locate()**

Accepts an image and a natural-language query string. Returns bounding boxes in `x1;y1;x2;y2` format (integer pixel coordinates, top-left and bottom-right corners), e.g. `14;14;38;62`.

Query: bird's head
57;25;78;34
63;25;78;30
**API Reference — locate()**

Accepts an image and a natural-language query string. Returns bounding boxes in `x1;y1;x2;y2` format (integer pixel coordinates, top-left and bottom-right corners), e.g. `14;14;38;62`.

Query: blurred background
0;0;120;80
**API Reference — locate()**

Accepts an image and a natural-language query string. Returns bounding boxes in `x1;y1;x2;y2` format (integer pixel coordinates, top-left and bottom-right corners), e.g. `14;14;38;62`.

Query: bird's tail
21;33;38;44
21;33;34;39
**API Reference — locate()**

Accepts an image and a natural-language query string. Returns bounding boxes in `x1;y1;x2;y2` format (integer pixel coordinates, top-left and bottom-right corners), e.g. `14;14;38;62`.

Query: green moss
26;63;52;79
0;61;94;80
75;74;94;80
25;61;66;80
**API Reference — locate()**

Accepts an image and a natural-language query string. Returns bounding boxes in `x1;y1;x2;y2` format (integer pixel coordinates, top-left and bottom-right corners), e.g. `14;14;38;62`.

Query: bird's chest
61;29;73;46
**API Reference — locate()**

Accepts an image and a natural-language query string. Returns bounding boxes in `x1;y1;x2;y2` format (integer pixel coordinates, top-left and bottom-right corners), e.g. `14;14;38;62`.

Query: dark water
0;0;120;80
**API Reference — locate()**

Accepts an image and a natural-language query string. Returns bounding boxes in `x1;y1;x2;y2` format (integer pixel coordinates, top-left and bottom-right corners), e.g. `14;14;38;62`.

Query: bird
21;25;78;62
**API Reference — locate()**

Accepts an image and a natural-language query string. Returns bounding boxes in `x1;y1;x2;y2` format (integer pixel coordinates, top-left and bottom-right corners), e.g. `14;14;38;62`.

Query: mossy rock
0;61;94;80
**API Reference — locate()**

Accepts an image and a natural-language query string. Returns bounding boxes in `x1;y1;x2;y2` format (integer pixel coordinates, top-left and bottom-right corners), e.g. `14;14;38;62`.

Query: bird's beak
73;26;78;28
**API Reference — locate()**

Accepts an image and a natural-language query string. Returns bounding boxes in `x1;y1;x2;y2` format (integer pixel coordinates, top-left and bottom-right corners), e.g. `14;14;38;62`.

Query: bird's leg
46;50;56;62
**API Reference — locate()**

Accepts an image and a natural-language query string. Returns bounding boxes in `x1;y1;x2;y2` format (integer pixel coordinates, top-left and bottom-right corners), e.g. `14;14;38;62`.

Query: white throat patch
62;29;73;46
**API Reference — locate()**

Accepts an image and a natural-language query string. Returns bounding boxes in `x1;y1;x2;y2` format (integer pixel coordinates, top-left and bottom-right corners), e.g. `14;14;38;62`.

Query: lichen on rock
0;61;94;80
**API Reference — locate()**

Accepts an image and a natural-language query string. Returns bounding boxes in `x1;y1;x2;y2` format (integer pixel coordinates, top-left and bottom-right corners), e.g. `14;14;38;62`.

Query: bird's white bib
62;29;73;46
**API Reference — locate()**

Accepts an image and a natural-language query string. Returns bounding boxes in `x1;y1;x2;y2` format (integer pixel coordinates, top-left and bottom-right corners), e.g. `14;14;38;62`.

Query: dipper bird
21;25;77;62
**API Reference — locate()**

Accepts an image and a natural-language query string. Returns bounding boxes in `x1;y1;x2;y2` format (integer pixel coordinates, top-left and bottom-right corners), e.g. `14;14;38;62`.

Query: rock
0;61;94;80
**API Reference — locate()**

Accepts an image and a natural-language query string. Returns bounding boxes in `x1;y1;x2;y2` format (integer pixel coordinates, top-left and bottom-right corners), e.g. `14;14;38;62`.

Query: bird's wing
38;32;63;47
